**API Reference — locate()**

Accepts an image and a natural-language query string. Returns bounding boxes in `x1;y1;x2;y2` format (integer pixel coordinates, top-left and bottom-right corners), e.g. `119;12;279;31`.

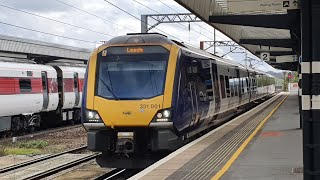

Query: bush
0;146;5;156
18;140;48;149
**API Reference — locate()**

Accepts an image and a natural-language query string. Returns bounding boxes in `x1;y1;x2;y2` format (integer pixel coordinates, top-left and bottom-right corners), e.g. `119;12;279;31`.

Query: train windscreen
96;46;169;100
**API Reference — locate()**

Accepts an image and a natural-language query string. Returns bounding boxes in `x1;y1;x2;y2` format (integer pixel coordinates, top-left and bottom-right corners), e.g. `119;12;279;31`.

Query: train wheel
11;116;22;132
73;109;81;124
69;120;75;125
28;126;35;133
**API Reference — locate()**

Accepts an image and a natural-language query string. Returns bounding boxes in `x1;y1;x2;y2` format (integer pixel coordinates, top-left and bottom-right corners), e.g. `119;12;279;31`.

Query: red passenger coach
52;66;86;122
0;61;86;133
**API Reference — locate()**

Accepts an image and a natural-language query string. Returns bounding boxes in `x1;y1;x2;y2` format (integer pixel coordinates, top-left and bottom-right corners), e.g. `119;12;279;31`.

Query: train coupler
116;132;135;154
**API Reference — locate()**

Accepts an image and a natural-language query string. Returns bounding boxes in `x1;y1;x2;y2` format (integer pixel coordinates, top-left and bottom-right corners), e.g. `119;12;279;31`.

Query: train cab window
96;49;169;100
225;76;230;98
19;79;32;93
220;75;226;99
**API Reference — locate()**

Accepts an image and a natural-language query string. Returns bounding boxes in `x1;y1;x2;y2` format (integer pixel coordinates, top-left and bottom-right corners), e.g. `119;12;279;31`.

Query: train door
211;62;221;113
236;69;242;105
246;71;251;102
74;73;80;106
187;61;199;126
41;71;49;110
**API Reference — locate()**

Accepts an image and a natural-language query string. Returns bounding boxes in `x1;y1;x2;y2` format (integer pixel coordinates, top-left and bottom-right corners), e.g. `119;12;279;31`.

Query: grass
5;148;41;155
18;140;48;149
1;140;49;155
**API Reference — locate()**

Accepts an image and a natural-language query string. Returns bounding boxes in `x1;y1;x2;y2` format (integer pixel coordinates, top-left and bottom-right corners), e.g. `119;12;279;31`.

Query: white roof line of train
178;44;270;75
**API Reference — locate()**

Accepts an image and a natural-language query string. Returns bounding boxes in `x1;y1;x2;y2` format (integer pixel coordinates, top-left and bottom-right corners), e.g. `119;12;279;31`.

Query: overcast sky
0;0;280;72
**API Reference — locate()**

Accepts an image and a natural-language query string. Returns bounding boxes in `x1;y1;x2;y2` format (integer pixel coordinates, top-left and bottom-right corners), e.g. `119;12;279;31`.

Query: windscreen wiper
98;77;120;100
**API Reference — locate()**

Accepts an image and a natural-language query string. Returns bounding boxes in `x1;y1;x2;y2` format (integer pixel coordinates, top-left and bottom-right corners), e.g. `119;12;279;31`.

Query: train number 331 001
140;104;161;109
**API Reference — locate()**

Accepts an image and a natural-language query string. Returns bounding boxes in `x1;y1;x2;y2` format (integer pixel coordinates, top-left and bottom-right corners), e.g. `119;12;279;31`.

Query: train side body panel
56;66;85;110
0;62;58;117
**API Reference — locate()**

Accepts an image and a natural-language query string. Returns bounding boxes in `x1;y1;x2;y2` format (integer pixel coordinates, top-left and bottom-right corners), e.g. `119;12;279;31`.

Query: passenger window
234;77;238;96
205;80;214;101
246;78;249;92
241;78;245;94
74;73;78;88
220;75;226;99
41;73;47;91
19;79;32;93
187;59;212;103
230;77;234;97
225;76;230;98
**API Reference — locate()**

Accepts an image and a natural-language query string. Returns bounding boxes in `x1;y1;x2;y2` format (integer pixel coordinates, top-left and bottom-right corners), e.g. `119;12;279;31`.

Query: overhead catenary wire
132;0;161;14
0;21;97;44
54;0;138;33
103;0;198;47
158;0;224;40
134;0;219;42
0;4;115;38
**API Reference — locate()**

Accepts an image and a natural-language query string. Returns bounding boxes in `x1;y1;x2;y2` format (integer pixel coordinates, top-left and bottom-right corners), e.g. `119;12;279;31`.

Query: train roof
0;61;55;71
104;33;173;46
102;33;273;77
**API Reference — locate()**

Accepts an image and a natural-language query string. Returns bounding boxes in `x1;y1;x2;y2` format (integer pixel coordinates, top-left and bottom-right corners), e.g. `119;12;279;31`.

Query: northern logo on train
122;111;132;115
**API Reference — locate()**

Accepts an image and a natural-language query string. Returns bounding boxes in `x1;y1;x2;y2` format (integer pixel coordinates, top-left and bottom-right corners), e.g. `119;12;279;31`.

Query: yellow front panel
163;45;179;108
86;43;180;127
86;48;98;110
94;96;163;127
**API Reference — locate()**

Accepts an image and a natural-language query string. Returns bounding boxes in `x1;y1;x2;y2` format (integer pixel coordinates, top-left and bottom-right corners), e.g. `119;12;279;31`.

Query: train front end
82;34;180;167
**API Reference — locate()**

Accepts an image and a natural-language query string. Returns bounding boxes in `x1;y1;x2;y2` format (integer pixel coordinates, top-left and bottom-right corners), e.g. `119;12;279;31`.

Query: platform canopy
174;0;300;71
0;34;91;63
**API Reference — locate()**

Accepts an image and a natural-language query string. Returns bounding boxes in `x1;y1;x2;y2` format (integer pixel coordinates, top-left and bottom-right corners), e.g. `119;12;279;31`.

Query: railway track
0;145;100;180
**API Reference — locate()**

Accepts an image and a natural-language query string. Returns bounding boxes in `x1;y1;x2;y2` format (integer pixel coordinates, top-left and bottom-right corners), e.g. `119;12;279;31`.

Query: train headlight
156;113;163;118
88;111;95;119
163;110;171;118
85;109;102;123
153;109;172;122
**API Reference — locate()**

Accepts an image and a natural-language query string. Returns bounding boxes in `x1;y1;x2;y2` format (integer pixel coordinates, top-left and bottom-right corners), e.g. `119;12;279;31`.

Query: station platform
130;93;303;180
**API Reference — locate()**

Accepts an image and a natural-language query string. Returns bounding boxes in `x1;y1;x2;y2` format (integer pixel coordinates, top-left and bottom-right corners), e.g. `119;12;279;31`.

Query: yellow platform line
211;94;289;180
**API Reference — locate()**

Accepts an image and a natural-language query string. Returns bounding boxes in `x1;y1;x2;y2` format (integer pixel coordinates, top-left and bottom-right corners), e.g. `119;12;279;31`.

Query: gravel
31;126;87;154
0;126;89;172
